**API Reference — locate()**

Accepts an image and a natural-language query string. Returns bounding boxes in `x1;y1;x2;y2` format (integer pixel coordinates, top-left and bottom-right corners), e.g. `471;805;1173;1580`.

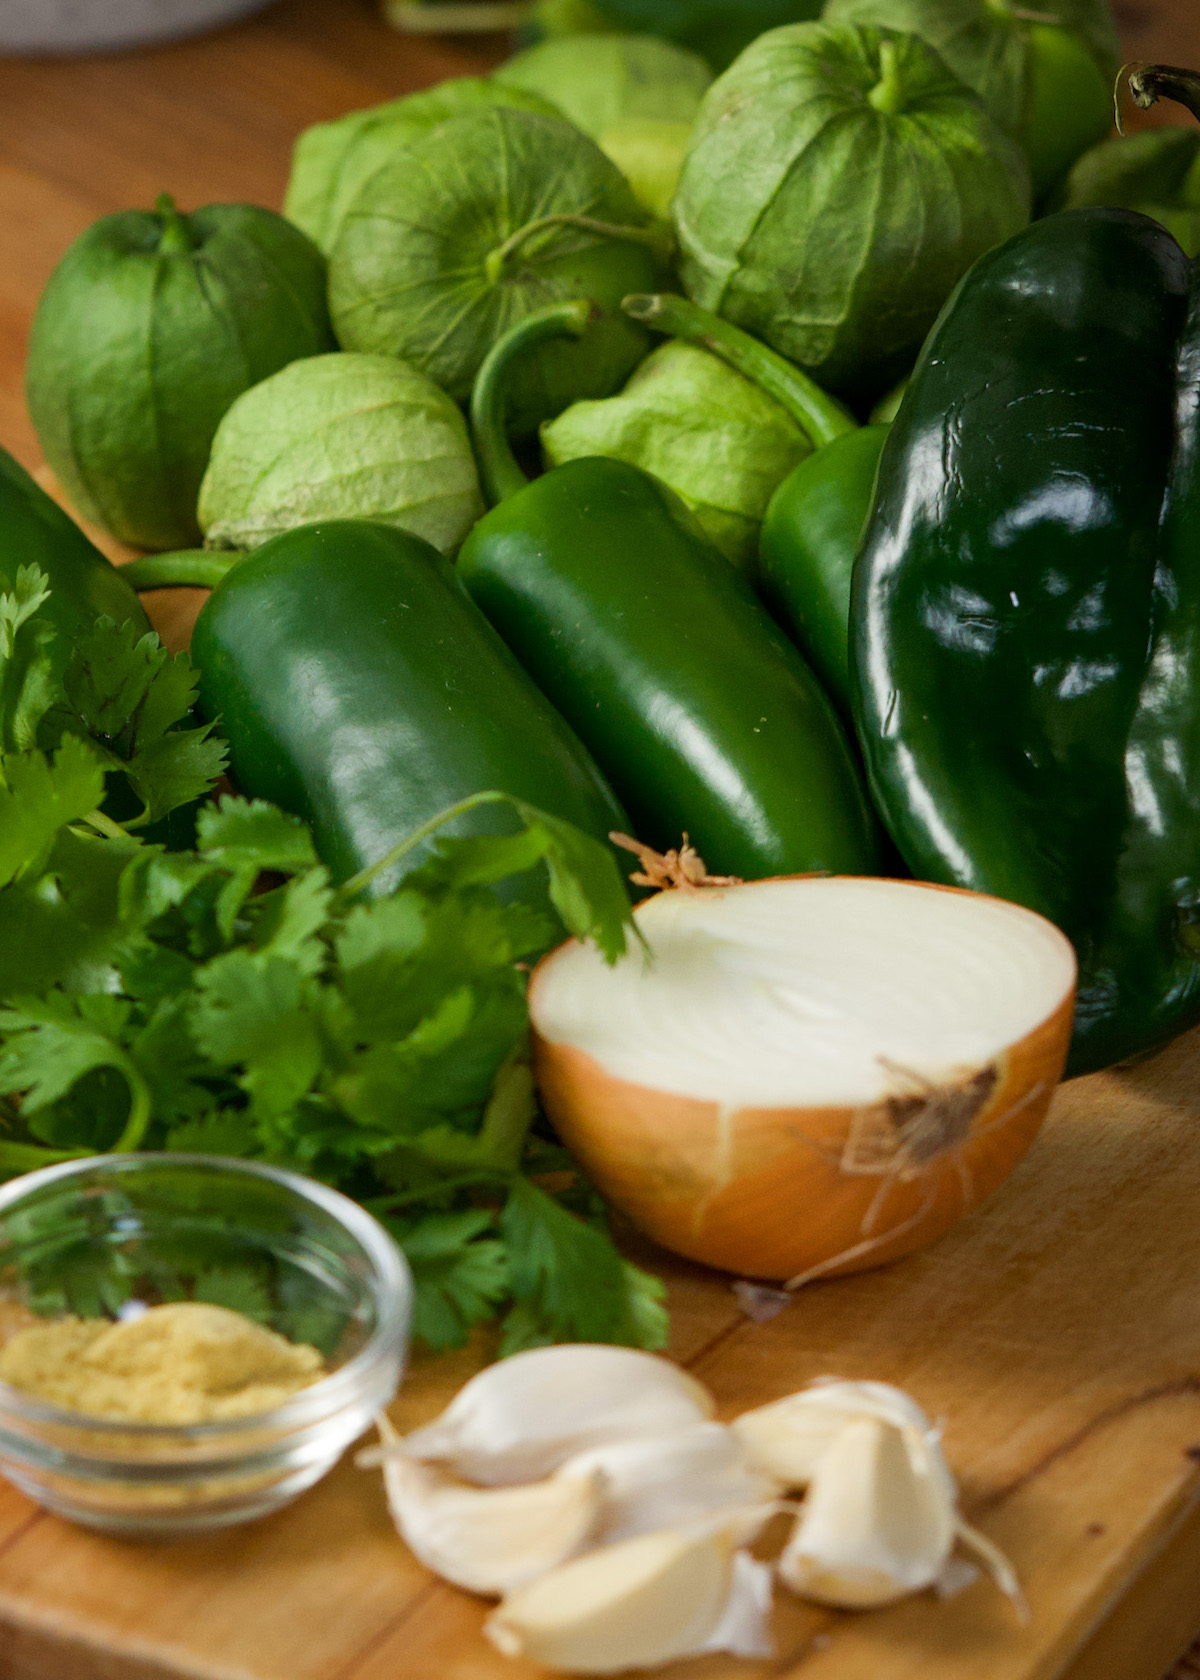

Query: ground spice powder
0;1302;326;1424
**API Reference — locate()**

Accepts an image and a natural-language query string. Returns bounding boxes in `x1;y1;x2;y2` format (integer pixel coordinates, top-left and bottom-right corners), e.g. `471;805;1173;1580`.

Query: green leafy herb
0;571;665;1356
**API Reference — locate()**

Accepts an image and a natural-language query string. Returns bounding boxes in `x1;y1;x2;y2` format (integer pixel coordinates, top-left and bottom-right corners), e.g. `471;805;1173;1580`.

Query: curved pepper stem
470;299;595;508
1119;63;1200;131
621;294;858;451
120;550;240;592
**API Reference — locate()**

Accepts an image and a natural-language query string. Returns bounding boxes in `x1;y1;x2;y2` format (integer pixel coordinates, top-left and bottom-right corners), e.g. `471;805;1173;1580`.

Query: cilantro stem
366;1172;511;1212
337;790;512;901
112;1063;154;1153
82;809;132;841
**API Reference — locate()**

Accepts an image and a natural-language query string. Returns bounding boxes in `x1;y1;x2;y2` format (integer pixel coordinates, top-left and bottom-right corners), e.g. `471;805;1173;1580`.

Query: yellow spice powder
0;1302;326;1425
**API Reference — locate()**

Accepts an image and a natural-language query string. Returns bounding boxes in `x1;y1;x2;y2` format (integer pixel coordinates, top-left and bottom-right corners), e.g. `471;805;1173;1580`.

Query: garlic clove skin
378;1448;605;1598
778;1415;957;1609
484;1524;756;1674
694;1550;776;1660
404;1344;714;1486
733;1378;942;1489
562;1421;781;1544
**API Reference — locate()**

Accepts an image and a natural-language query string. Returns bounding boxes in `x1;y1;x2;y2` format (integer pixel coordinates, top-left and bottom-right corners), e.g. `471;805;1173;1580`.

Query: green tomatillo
821;0;1120;197
674;22;1031;398
493;35;711;218
283;79;561;255
328;107;665;438
26;196;334;553
197;353;484;557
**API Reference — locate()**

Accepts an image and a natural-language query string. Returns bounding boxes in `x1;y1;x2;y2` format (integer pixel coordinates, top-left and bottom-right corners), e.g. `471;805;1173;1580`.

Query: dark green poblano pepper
853;204;1200;1074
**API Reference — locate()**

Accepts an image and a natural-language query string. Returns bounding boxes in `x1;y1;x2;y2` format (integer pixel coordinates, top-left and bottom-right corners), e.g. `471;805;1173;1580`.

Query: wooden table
4;3;1200;1678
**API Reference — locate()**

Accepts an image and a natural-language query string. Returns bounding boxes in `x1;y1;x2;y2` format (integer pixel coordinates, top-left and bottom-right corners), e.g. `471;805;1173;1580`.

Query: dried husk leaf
563;1421;781;1543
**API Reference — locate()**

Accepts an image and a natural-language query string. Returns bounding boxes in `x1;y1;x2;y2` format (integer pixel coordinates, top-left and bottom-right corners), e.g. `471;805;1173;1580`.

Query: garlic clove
484;1524;753;1674
733;1377;943;1488
377;1444;605;1598
562;1421;781;1544
403;1344;714;1486
778;1416;956;1609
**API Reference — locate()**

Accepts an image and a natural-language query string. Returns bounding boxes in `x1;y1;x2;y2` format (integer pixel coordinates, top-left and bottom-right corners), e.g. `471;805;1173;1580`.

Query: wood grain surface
3;3;1200;1679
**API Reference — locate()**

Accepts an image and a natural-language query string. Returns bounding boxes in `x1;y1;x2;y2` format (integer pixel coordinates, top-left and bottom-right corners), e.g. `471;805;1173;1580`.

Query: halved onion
530;876;1076;1284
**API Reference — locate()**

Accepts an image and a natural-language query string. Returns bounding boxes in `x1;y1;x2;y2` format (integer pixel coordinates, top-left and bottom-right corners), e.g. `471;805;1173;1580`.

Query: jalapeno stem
121;551;239;592
622;293;858;451
1122;63;1200;129
470;298;595;507
483;214;672;286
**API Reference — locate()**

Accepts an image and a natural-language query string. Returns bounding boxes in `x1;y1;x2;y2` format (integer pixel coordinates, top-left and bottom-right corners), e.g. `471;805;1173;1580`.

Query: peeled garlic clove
404;1344;714;1486
563;1422;781;1544
379;1449;604;1597
485;1524;760;1674
733;1378;941;1488
779;1416;956;1609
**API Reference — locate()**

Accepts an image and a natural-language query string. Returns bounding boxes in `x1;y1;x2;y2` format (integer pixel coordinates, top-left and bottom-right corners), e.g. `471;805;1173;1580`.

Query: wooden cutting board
4;3;1200;1677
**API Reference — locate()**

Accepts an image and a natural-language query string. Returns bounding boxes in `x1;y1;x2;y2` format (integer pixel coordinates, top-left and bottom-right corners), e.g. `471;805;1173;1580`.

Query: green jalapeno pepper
618;293;882;716
854;206;1200;1074
164;520;627;899
457;300;882;881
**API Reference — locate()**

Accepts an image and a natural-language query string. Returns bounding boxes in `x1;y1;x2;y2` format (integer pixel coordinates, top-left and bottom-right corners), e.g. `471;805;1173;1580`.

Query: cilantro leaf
0;738;105;888
246;869;332;974
190;950;323;1124
0;826;138;998
48;617;225;826
514;804;634;964
0;994;142;1151
391;1209;510;1352
500;1177;668;1354
0;566;57;754
197;798;320;939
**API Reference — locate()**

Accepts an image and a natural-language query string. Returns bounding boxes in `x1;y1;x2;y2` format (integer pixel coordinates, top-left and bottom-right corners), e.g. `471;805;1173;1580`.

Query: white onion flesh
531;878;1076;1108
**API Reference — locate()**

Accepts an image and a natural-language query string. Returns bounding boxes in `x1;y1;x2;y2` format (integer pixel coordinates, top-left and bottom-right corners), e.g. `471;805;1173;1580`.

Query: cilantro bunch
0;568;666;1355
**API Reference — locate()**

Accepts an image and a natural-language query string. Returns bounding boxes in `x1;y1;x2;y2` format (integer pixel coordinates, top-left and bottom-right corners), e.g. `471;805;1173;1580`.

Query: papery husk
403;1344;715;1486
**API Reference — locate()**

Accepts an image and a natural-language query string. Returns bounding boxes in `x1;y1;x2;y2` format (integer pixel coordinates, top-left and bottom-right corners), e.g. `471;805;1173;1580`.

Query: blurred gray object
0;0;273;53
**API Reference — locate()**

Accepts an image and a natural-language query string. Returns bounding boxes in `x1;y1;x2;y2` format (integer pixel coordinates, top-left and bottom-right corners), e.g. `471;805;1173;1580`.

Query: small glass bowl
0;1155;412;1537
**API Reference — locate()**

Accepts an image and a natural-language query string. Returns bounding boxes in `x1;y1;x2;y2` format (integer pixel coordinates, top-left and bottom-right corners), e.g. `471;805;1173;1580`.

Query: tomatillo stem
121;550;238;591
483;214;672;286
868;40;905;116
471;299;595;507
155;192;198;255
622;294;858;450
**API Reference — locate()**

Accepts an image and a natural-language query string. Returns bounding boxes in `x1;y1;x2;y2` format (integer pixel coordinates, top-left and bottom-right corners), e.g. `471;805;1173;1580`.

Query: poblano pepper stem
472;299;594;506
1124;63;1200;125
121;550;239;592
621;294;857;451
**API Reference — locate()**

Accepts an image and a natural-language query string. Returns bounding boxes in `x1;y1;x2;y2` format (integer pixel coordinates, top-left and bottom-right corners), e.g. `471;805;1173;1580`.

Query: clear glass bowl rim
0;1153;413;1441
